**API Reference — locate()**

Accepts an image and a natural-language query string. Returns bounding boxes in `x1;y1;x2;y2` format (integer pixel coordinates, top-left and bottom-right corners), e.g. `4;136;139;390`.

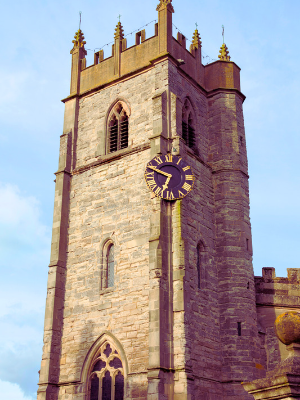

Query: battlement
255;267;300;307
64;0;241;102
78;24;161;95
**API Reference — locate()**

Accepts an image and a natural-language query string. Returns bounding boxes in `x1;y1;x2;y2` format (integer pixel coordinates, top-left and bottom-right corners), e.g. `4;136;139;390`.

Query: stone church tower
37;1;268;399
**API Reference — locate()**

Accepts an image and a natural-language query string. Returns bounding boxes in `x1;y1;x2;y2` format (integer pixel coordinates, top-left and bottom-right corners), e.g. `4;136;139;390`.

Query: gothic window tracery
182;99;196;149
108;104;129;153
88;342;124;400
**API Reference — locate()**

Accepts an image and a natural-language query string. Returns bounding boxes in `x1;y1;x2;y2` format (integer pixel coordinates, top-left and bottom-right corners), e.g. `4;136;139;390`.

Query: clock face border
144;154;195;200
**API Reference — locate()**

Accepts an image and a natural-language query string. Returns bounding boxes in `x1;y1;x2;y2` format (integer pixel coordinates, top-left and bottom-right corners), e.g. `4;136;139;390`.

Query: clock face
144;154;195;200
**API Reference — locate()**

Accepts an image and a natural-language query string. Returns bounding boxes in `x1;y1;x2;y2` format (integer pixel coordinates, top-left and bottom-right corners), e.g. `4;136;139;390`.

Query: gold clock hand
162;176;171;191
147;165;171;178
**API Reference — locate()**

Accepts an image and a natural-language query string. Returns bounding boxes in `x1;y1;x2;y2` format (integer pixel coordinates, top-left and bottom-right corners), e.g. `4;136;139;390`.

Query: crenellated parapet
255;267;300;307
64;1;242;102
255;267;300;375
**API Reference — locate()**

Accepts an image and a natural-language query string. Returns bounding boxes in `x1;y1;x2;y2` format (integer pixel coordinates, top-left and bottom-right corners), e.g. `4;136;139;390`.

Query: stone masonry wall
75;69;155;168
169;62;223;399
208;91;263;399
59;149;151;400
57;68;158;400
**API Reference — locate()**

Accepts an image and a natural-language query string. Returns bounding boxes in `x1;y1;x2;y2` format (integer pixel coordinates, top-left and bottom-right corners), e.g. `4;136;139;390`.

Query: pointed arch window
88;342;124;400
108;104;129;153
182;99;195;149
107;244;114;288
101;240;115;290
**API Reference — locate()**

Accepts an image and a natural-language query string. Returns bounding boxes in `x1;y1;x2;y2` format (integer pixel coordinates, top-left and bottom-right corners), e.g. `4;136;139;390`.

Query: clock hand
147;165;172;178
162;176;171;191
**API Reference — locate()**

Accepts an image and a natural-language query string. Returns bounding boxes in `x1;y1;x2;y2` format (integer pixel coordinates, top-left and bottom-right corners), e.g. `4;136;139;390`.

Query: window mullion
99;372;102;400
117;118;121;151
112;371;115;400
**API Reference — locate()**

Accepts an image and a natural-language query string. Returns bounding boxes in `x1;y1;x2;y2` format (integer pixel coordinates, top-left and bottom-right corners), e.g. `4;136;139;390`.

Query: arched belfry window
182;99;195;149
108;103;129;153
88;342;124;400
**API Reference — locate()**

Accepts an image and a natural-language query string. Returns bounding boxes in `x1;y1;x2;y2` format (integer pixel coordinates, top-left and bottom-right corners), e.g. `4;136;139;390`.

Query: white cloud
0;380;34;400
0;183;50;397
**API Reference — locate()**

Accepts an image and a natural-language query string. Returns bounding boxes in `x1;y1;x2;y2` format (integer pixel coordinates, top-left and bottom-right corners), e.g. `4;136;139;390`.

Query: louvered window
182;99;196;149
120;119;128;149
182;121;188;143
109;122;118;153
108;105;129;153
187;116;195;148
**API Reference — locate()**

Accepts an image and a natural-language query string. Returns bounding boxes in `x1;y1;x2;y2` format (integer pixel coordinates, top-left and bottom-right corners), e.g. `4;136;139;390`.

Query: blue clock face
144;154;195;200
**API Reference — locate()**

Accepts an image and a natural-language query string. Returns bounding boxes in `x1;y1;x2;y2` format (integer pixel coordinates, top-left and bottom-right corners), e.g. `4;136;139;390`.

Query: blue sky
0;0;299;398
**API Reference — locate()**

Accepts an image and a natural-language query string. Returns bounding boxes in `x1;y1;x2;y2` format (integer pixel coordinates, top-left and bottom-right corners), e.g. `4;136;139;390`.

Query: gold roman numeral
146;171;154;177
147;179;156;188
182;182;192;191
165;154;173;162
183;166;191;171
185;175;194;180
155;156;163;165
176;157;182;165
178;190;185;198
166;191;175;200
155;187;162;196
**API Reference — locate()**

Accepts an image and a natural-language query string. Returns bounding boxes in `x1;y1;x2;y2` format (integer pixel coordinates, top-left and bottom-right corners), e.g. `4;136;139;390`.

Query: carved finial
71;29;86;53
218;43;231;61
114;21;124;40
156;0;174;12
191;27;202;49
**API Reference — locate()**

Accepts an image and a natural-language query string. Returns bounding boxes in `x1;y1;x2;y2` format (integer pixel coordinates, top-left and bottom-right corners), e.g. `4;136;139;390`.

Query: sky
0;0;299;399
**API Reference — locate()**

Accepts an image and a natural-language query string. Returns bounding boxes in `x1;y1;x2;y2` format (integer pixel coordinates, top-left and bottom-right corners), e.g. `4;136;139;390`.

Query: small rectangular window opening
237;322;242;336
246;238;249;251
197;249;201;289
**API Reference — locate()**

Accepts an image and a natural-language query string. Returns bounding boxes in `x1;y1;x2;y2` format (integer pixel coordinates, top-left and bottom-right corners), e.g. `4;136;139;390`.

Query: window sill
100;287;114;295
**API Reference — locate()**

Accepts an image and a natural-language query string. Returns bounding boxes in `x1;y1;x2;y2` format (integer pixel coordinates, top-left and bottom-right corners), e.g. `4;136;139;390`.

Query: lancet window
108;104;129;153
107;243;114;288
100;240;115;290
88;342;124;400
182;99;196;149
